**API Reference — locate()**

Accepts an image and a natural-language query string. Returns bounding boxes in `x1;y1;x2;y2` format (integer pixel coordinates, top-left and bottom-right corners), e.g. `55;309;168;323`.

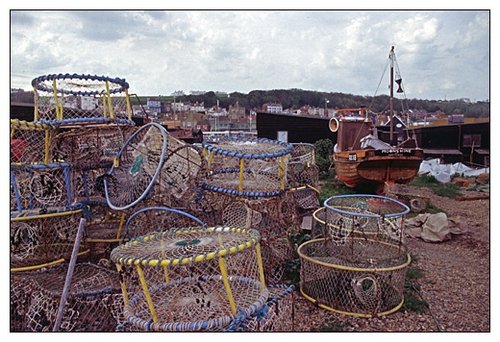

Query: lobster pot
104;123;168;210
218;191;301;285
10;208;86;272
51;124;132;169
287;143;319;189
238;284;295;332
10;263;122;331
201;137;293;198
323;195;410;244
83;202;128;261
154;134;207;206
10;119;55;164
10;162;74;215
122;206;206;242
291;186;320;211
110;226;269;331
298;237;410;317
31;73;133;123
71;166;110;203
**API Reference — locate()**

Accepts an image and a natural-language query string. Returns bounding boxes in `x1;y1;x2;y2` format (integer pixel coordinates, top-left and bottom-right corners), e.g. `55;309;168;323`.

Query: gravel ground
291;184;490;332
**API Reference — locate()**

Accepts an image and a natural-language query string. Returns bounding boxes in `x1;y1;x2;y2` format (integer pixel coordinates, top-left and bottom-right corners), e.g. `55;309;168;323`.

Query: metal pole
52;218;86;331
389;46;395;144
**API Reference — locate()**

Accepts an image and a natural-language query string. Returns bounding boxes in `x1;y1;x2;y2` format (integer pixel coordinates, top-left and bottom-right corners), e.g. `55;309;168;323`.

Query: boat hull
334;149;423;193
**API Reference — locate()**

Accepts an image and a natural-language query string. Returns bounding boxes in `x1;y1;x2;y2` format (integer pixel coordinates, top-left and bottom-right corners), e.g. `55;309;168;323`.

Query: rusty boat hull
334;148;423;192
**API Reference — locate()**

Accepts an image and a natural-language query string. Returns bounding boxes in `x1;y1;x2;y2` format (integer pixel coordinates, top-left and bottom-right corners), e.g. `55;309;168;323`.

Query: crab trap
287;143;319;189
298;194;411;317
322;194;411;243
31;73;133;124
201;136;293;198
110;226;269;331
11;263;122;331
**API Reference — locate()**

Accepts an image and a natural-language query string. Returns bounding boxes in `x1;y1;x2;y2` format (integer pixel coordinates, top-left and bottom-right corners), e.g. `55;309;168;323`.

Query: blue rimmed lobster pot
298;195;412;318
110;226;270;331
195;136;305;286
9;73;139;331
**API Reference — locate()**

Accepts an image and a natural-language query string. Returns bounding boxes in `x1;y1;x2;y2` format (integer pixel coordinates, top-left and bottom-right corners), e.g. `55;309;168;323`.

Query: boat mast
389;46;395;144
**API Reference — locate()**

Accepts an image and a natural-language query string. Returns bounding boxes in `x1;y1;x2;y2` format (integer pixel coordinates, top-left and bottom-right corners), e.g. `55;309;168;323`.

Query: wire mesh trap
31;73;132;123
10;208;88;272
104;122;168;210
110;226;269;331
11;263;122;331
201;136;293;198
298;237;410;317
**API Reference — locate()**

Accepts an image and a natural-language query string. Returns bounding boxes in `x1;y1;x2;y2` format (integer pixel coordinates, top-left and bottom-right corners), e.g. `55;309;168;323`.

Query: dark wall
256;112;336;144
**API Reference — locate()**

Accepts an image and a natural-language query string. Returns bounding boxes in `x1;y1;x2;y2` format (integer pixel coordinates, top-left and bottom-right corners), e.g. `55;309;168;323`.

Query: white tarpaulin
418;159;489;183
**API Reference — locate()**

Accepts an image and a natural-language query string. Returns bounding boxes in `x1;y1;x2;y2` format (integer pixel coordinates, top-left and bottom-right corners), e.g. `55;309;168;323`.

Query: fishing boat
330;46;423;194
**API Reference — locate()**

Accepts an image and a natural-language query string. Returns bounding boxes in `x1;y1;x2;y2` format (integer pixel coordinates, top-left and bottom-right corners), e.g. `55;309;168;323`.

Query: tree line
174;89;490;117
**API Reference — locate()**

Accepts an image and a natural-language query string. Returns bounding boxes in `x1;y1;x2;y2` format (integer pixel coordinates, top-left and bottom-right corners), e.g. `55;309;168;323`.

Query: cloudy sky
10;9;490;101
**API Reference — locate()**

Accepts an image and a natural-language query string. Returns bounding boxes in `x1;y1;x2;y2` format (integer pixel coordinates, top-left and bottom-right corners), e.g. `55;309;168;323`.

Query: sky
9;9;490;102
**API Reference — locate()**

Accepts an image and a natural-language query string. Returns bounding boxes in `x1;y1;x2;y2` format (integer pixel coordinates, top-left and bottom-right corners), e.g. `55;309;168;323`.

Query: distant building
262;103;283;113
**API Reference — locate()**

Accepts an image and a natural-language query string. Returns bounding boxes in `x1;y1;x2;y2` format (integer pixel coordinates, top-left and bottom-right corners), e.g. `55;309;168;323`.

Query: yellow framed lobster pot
10;119;55;164
299;195;411;318
201;136;294;198
110;226;269;331
31;73;133;124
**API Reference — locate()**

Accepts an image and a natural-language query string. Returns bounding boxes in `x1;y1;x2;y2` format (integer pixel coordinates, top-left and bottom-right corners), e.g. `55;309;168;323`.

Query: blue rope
32;73;129;95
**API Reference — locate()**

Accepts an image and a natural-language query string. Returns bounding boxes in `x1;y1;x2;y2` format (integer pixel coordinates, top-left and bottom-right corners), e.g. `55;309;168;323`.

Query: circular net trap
154;134;207;206
10;208;88;272
32;73;133;123
201;136;293;198
10;263;122;331
10;163;74;215
10;119;55;164
104;122;168;210
122;206;206;242
322;194;410;244
298;237;410;317
287;143;319;189
110;226;269;331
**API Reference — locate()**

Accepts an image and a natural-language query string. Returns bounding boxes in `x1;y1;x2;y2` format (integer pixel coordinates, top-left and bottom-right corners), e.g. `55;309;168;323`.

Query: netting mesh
239;285;295;332
154;134;207;206
323;195;409;243
299;238;409;317
10;209;85;271
287;143;319;189
110;226;268;331
51;125;130;169
11;263;122;331
104;123;167;210
10;119;54;164
10;163;73;214
32;74;131;122
300;195;410;317
201;137;293;197
122;206;206;242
